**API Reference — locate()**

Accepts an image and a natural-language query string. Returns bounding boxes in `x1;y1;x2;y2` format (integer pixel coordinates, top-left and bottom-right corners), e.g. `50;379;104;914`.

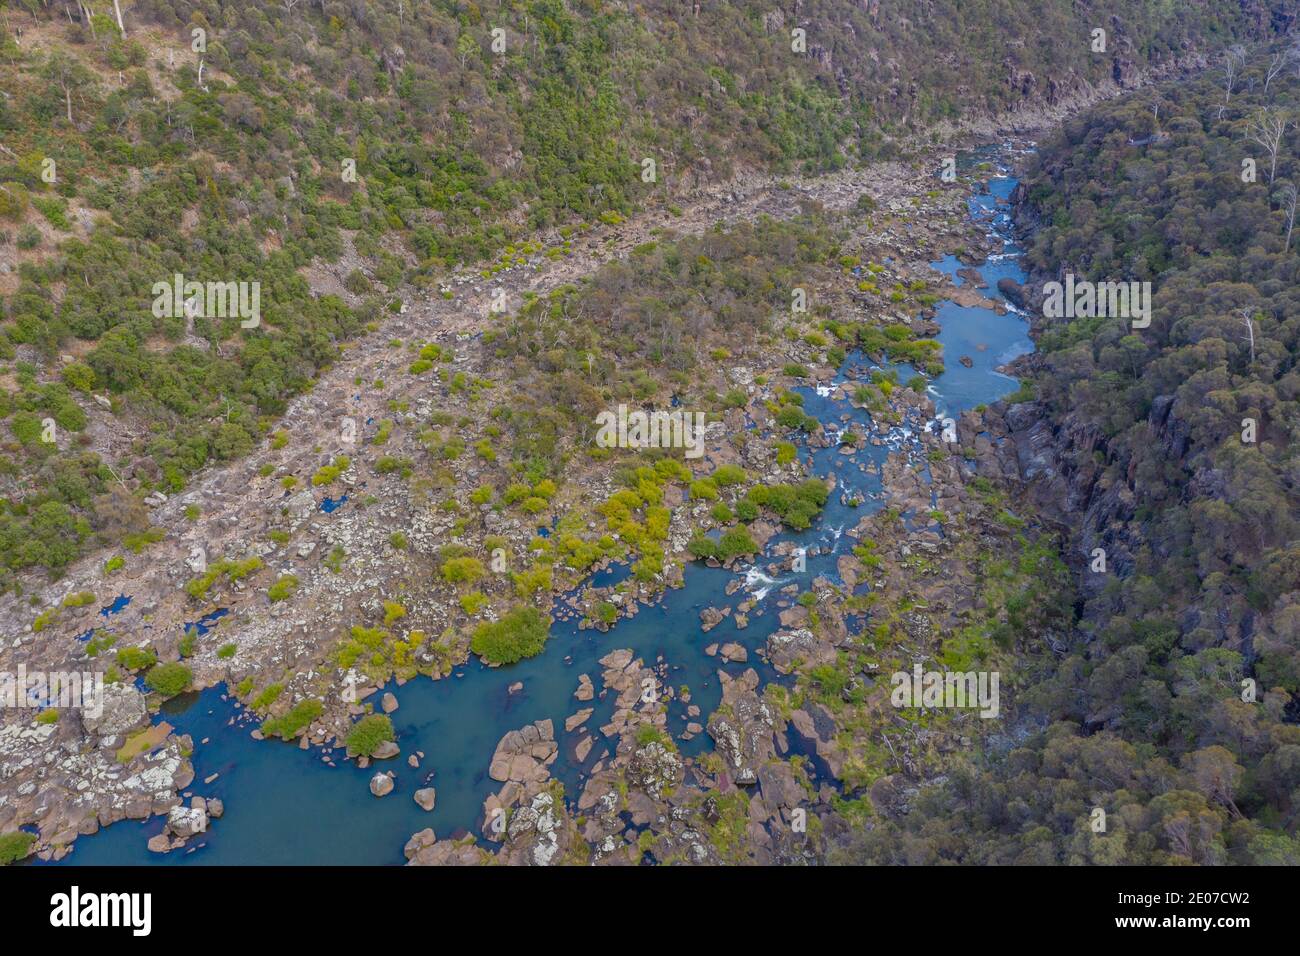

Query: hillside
0;0;1299;872
847;39;1300;865
1;0;1294;585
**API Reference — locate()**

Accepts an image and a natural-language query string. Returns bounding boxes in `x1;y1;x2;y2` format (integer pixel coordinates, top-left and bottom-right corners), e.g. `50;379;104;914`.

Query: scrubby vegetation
345;713;395;757
0;1;1278;586
850;53;1300;864
470;604;550;665
144;661;192;698
261;698;324;740
0;830;36;865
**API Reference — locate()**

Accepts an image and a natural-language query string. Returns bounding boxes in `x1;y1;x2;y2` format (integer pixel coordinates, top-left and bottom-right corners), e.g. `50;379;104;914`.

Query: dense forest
1;0;1291;588
849;43;1300;864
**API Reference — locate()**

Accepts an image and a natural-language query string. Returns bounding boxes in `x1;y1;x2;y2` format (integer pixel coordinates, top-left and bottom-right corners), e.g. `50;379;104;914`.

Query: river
50;143;1032;865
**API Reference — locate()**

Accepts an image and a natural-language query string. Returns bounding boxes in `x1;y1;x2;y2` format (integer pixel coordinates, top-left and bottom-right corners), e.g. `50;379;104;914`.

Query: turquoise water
52;145;1031;865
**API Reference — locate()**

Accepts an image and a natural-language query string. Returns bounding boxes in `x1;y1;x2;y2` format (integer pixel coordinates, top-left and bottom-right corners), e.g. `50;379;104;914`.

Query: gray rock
82;683;148;738
166;804;208;838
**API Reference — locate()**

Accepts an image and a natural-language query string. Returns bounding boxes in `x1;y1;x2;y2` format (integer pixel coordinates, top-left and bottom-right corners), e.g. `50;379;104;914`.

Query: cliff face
993;278;1233;648
999;397;1278;682
998;107;1291;672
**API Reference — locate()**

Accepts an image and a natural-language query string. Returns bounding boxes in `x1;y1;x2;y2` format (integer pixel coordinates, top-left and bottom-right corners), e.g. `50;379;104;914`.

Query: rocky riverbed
3;139;1057;865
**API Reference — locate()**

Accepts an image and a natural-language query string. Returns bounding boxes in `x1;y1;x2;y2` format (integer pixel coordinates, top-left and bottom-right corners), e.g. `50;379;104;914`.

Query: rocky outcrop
996;276;1027;309
166;802;208;839
706;669;780;785
766;627;835;674
574;674;594;701
81;684;147;738
488;719;557;784
501;789;566;866
564;709;593;732
790;704;845;779
718;642;748;663
371;740;400;760
404;827;436;860
625;741;683;801
404;828;491;866
699;606;729;631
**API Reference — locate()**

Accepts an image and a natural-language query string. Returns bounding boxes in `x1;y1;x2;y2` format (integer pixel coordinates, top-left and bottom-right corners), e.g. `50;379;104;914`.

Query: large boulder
707;669;779;786
82;683;148;738
503;790;564;866
369;772;394;797
997;277;1028;309
414;787;436;811
166;804;208;839
488;720;557;784
404;828;436;861
574;674;594;701
147;833;175;854
766;628;835;675
625;741;683;801
789;703;845;778
372;740;400;760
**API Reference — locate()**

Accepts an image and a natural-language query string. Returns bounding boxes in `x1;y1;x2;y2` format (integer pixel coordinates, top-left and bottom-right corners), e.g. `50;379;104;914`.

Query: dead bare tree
1238;308;1256;365
1218;45;1247;118
1264;45;1293;93
1247;108;1288;183
80;2;96;40
1279;182;1299;252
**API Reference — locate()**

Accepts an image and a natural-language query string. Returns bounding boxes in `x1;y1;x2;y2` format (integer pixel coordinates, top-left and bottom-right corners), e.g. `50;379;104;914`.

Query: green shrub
0;831;36;865
346;714;395;757
262;699;323;740
442;556;485;586
712;464;746;486
718;526;759;559
252;683;284;713
687;535;719;560
144;662;192;698
116;646;157;671
311;456;351;486
689;478;719;501
382;601;407;626
470;605;550;665
61;591;95;608
268;574;300;602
